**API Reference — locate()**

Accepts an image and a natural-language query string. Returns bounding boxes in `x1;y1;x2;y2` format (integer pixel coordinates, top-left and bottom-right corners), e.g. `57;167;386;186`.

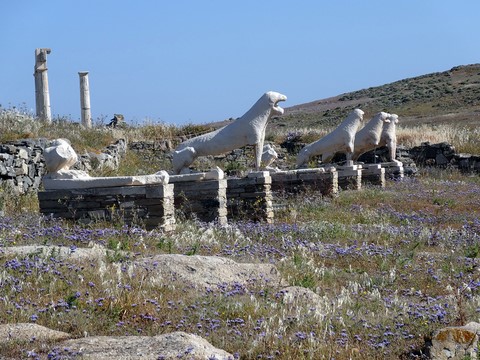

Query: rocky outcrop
429;322;480;360
0;324;232;360
0;244;114;261
60;331;233;360
2;245;286;289
1;246;281;358
0;323;71;345
138;254;287;289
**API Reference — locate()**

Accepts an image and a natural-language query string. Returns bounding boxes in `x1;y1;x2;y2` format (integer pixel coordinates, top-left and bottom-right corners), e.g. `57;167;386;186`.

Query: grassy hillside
275;64;480;129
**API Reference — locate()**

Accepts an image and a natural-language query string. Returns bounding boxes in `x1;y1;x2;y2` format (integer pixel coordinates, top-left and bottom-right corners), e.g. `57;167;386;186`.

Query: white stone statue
44;139;78;173
172;91;287;174
42;138;169;190
379;113;401;164
261;144;278;169
296;109;364;168
352;112;391;161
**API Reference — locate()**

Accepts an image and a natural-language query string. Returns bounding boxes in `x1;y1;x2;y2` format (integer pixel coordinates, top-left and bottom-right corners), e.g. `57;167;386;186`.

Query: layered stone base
382;161;404;180
361;164;386;187
336;162;362;190
38;183;175;231
170;171;227;225
269;168;338;197
227;171;273;223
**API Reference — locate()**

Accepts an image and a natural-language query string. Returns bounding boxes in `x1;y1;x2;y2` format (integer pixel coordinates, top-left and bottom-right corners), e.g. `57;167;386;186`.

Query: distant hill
273;64;480;130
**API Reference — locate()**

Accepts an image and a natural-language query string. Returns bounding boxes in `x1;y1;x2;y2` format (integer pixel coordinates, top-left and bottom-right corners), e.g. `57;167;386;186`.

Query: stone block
15;162;29;176
382;162;404;180
361;164;386;187
336;167;362;190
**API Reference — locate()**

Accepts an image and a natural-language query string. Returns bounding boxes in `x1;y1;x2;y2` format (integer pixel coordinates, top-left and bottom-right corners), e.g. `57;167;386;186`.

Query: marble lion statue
172;91;287;174
352;111;391;161
296;108;364;167
379;113;401;164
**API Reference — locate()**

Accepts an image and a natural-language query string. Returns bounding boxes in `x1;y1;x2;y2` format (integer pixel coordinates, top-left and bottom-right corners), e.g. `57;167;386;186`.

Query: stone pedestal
226;171;273;223
270;167;338;197
336;163;362;190
382;161;404;180
361;164;385;187
170;170;227;225
38;183;175;231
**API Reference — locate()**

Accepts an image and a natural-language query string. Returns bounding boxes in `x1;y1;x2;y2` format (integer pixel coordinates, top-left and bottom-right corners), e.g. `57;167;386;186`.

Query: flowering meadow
1;168;480;359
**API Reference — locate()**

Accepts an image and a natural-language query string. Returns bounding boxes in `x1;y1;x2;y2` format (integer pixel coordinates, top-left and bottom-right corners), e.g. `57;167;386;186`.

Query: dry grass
1;171;480;359
2;106;480;358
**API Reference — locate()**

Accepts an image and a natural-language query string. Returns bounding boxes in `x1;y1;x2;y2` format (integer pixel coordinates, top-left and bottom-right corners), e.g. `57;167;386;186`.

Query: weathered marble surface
296;109;364;167
172;91;287;174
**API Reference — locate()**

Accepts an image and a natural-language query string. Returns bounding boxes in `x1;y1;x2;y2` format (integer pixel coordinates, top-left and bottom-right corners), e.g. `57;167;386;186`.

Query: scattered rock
59;331;233;359
430;321;480;360
279;286;324;304
1;244;112;262
138;254;287;289
0;323;71;345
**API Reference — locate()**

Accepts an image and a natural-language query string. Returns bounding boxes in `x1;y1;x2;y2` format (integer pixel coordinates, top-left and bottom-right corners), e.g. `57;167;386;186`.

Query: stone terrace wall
38;183;175;231
358;142;480;174
0;139;47;193
409;142;480;172
0;139;127;193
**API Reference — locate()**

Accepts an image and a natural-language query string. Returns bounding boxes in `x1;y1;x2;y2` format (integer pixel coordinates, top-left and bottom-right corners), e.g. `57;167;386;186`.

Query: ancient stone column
78;71;92;128
34;48;52;123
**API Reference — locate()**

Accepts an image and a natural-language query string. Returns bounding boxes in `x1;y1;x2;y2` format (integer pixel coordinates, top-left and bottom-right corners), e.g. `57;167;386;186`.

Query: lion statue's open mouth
270;92;287;115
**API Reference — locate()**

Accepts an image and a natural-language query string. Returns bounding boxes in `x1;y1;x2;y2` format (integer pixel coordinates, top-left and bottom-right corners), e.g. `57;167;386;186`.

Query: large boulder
59;331;233;359
137;254;287;289
0;323;71;345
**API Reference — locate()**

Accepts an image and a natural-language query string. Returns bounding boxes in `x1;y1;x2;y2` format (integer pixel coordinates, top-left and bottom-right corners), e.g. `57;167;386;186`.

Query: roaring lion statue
172;91;287;174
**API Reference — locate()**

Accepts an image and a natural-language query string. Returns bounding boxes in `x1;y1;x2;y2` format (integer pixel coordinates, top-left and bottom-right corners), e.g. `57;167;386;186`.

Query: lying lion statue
172;91;287;174
296;108;364;167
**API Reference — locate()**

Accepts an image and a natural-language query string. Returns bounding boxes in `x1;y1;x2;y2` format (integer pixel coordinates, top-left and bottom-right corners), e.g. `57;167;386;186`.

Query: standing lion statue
172;91;287;174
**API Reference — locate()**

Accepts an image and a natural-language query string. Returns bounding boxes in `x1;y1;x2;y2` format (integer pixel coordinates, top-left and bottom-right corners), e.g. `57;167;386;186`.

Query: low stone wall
0;138;127;193
361;164;385;187
336;164;362;190
37;166;391;229
170;174;228;225
408;142;480;172
270;168;338;197
38;183;175;231
357;142;480;174
227;171;274;223
0;139;47;193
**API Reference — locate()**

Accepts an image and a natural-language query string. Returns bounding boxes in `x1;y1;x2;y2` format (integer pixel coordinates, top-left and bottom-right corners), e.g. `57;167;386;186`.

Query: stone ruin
31;89;480;231
35;92;410;229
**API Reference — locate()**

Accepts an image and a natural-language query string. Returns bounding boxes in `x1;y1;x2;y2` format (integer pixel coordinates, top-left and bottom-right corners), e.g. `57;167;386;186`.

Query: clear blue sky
1;1;479;126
